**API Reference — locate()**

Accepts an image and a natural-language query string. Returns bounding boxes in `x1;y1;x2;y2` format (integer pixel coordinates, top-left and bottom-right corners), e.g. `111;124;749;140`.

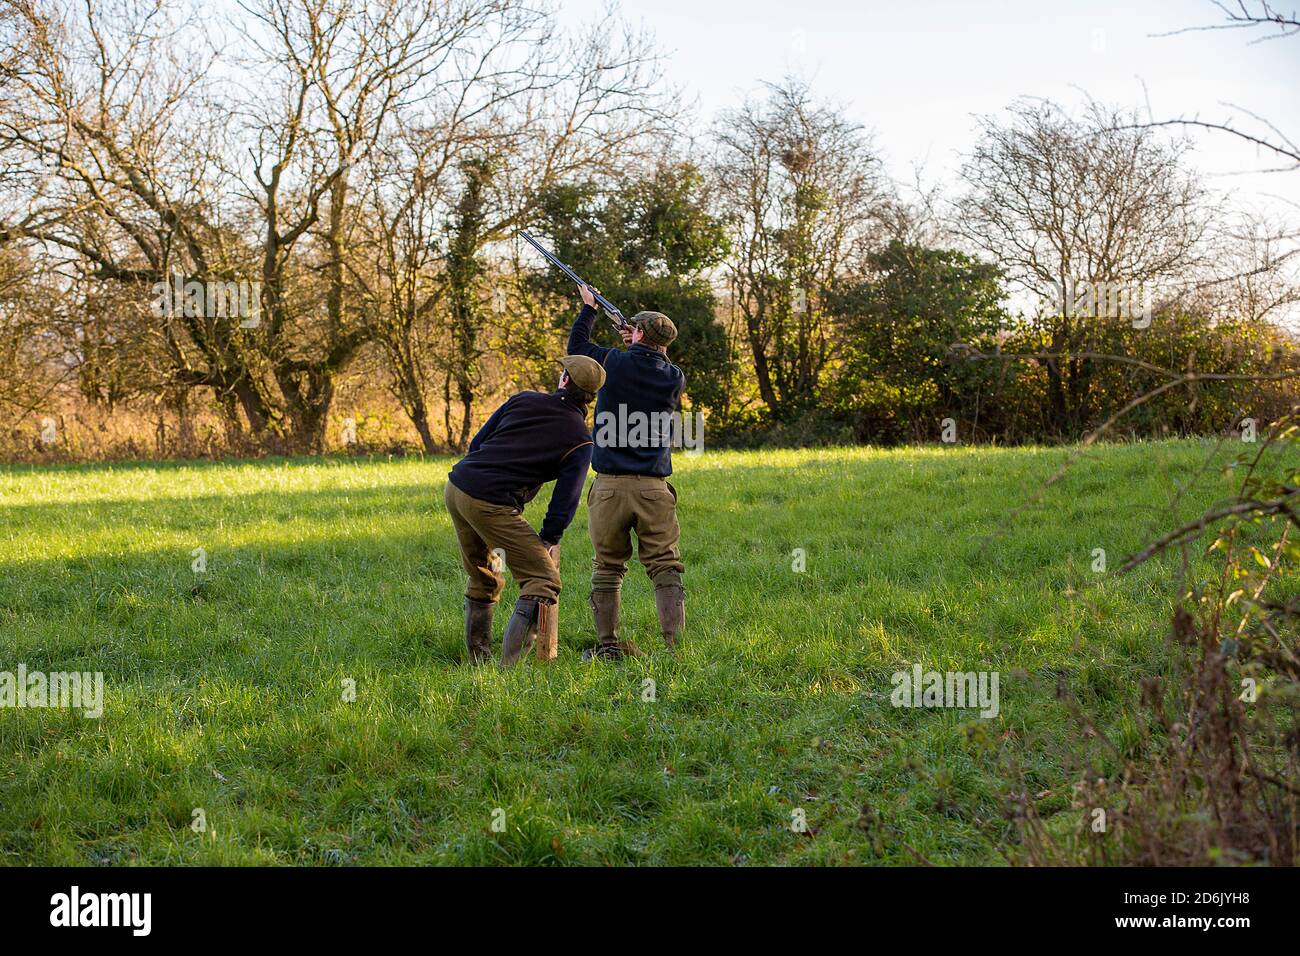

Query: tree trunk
456;376;473;453
743;299;780;416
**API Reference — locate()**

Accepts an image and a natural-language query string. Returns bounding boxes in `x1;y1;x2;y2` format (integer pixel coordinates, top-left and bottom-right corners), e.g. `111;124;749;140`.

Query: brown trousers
587;474;684;592
444;482;560;604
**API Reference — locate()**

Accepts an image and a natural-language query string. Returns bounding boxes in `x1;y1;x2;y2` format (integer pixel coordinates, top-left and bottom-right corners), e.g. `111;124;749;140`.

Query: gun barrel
520;231;627;331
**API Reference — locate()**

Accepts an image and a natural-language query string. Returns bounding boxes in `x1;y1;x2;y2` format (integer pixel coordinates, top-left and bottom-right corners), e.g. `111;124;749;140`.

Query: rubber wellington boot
500;596;541;667
464;596;494;665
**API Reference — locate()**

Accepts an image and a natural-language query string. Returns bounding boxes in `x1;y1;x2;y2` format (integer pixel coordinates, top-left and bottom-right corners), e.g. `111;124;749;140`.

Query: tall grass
0;441;1271;864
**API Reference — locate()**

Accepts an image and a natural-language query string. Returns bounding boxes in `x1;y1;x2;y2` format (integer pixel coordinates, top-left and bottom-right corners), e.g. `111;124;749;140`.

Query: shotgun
520;230;630;333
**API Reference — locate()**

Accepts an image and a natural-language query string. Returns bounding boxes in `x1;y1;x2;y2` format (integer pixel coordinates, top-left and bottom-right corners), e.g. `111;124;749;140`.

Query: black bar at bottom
0;865;1278;942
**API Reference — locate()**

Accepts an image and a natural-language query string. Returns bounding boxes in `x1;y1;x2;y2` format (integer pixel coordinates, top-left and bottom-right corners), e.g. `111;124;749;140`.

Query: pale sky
561;0;1300;217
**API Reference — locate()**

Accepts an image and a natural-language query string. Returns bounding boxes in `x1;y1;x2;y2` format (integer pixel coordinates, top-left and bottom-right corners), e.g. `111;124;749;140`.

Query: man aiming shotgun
568;284;687;659
444;354;606;666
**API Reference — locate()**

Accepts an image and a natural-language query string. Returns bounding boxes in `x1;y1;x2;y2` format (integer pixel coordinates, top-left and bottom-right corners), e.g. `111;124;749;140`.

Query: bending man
444;355;605;666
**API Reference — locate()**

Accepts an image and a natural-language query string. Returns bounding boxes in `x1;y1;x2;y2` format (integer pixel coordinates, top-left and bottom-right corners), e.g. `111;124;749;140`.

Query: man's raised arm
567;302;611;364
568;285;631;364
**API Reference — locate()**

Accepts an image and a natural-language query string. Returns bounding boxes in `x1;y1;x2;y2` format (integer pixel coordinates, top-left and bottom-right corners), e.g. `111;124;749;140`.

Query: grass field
0;441;1256;865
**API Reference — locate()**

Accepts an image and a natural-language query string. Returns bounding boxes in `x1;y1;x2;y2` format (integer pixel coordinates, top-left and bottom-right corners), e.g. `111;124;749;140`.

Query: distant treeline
2;0;1296;462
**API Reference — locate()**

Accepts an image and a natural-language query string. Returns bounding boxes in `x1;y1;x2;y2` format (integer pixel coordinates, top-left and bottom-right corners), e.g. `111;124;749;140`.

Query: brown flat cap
559;354;606;393
632;311;676;347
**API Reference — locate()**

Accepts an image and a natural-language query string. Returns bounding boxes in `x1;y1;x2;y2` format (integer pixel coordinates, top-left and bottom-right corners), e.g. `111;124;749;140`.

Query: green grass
0;441;1263;865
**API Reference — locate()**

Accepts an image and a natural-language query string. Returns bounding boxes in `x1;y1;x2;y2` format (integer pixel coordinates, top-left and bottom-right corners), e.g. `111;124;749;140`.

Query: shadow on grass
0;477;445;534
0;451;451;478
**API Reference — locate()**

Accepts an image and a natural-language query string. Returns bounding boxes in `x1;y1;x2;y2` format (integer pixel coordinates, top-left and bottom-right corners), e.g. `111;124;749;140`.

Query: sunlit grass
0;440;1255;864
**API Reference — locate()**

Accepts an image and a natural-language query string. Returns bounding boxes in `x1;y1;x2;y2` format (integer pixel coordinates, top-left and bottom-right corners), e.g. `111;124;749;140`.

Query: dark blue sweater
447;389;594;545
567;305;685;477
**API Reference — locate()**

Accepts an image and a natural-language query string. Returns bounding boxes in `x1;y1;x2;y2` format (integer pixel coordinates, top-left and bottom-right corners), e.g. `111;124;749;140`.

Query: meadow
0;441;1254;864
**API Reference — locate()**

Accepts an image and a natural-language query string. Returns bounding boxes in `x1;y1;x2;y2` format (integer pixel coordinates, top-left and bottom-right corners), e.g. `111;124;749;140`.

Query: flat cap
632;311;676;348
559;354;606;393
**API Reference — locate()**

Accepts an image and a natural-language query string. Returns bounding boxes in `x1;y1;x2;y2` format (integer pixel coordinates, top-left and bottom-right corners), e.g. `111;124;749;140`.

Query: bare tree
1174;210;1300;324
957;99;1210;433
712;78;889;419
1141;1;1300;172
231;0;525;451
0;0;275;444
351;4;674;451
0;0;671;453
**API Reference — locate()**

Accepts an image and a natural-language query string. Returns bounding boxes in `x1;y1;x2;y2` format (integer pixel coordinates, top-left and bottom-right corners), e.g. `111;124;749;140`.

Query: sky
560;0;1300;216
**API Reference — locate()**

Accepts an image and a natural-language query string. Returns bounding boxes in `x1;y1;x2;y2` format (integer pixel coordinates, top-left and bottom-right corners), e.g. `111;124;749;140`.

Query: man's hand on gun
581;283;633;345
